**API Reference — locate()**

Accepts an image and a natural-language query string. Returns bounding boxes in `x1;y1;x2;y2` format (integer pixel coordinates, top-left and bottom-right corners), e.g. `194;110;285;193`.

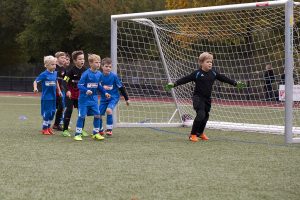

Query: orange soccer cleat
99;130;105;136
41;129;51;135
200;133;209;141
105;130;113;136
189;134;199;142
47;128;55;135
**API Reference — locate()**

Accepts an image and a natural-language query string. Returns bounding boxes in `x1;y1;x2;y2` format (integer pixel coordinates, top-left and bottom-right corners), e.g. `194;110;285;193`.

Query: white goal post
111;0;300;143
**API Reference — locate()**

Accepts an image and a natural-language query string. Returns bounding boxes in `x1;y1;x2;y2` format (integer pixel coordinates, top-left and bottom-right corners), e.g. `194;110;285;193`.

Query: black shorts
56;96;63;109
192;95;211;113
65;97;78;109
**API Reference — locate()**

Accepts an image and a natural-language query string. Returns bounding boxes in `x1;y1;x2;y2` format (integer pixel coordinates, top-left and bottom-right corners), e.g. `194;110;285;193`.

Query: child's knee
94;115;101;119
106;109;112;115
195;110;206;122
78;116;85;121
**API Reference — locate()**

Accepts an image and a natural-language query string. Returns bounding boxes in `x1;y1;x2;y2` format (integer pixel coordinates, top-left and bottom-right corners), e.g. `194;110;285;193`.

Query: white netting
115;3;300;134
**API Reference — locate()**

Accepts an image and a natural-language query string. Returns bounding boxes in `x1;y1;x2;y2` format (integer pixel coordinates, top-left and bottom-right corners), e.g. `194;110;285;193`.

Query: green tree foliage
17;0;73;64
0;0;29;68
65;0;165;57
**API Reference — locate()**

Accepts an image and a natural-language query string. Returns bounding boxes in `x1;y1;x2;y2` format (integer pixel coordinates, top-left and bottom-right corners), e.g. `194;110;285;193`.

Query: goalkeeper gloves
165;83;175;91
236;81;246;89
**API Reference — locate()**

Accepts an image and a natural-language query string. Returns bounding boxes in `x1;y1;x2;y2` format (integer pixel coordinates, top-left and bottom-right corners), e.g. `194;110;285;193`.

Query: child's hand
165;83;174;91
33;88;38;93
66;91;71;98
125;100;130;106
105;93;111;99
86;90;93;95
236;81;246;89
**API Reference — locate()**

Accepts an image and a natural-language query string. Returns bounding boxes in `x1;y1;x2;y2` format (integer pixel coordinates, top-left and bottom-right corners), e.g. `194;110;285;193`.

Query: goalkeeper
165;52;246;142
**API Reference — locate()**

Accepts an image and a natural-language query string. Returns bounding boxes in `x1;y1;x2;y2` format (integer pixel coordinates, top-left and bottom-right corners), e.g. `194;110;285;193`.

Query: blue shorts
41;100;56;120
78;104;100;118
99;98;119;115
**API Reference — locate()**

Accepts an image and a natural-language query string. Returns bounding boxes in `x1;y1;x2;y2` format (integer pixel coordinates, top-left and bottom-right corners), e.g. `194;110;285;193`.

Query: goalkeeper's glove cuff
236;81;246;89
165;83;175;91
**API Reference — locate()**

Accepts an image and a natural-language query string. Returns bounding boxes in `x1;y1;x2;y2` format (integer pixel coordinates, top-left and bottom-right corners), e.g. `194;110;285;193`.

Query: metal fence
0;76;36;92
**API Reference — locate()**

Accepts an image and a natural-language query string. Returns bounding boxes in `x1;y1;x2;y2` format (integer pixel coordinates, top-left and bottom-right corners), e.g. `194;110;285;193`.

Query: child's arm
115;75;129;105
119;86;129;106
165;71;196;91
215;72;246;89
33;80;38;93
33;73;45;93
56;81;62;97
98;84;110;99
63;71;72;98
77;73;91;95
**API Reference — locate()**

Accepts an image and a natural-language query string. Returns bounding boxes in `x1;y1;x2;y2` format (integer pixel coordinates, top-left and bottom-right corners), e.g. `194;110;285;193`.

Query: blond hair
55;51;66;58
198;52;213;64
88;54;101;63
44;56;57;67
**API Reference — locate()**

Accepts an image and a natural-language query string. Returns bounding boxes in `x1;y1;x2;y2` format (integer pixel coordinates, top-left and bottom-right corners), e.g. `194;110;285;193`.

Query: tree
66;0;165;57
17;0;73;64
0;0;29;70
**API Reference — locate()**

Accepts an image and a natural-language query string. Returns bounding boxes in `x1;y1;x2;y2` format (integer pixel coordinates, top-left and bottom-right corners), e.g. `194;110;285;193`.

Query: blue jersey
35;70;57;100
100;72;123;101
78;69;106;106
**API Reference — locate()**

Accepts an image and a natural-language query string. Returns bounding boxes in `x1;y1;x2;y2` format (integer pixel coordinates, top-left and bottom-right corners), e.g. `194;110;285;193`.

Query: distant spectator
280;67;299;85
264;64;275;101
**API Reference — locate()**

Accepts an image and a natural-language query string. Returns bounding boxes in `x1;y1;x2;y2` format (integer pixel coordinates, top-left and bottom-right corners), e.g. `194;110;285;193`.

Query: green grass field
0;95;300;200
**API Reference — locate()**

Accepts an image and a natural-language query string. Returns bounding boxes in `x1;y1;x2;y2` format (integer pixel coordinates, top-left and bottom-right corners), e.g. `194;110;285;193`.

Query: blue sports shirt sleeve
35;72;46;83
115;75;123;88
77;72;88;93
98;84;107;95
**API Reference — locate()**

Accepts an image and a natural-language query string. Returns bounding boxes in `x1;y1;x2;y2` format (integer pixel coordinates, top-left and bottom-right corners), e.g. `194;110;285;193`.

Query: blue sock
107;114;113;130
93;117;100;134
42;120;48;130
99;117;103;132
75;117;84;136
47;120;52;128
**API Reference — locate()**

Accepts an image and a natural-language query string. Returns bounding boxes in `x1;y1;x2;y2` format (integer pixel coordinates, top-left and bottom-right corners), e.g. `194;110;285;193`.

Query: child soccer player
74;54;111;141
33;56;62;135
99;57;129;136
63;53;71;69
52;51;66;131
165;52;245;142
62;50;87;137
59;53;71;128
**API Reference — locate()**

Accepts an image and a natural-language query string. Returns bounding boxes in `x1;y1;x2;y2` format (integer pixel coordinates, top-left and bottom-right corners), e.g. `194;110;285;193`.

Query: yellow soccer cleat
74;135;83;141
81;130;89;137
62;130;71;137
92;133;105;140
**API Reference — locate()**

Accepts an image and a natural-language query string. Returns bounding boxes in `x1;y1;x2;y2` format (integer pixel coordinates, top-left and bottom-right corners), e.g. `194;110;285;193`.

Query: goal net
111;0;300;143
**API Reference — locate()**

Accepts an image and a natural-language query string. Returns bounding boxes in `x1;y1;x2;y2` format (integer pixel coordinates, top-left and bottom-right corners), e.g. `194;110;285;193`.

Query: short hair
198;52;213;64
72;50;84;61
88;54;101;63
44;56;57;67
55;51;66;58
65;53;70;59
102;57;112;66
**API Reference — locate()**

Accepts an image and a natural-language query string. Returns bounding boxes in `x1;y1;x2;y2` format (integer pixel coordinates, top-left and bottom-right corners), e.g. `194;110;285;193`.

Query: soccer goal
111;0;300;143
